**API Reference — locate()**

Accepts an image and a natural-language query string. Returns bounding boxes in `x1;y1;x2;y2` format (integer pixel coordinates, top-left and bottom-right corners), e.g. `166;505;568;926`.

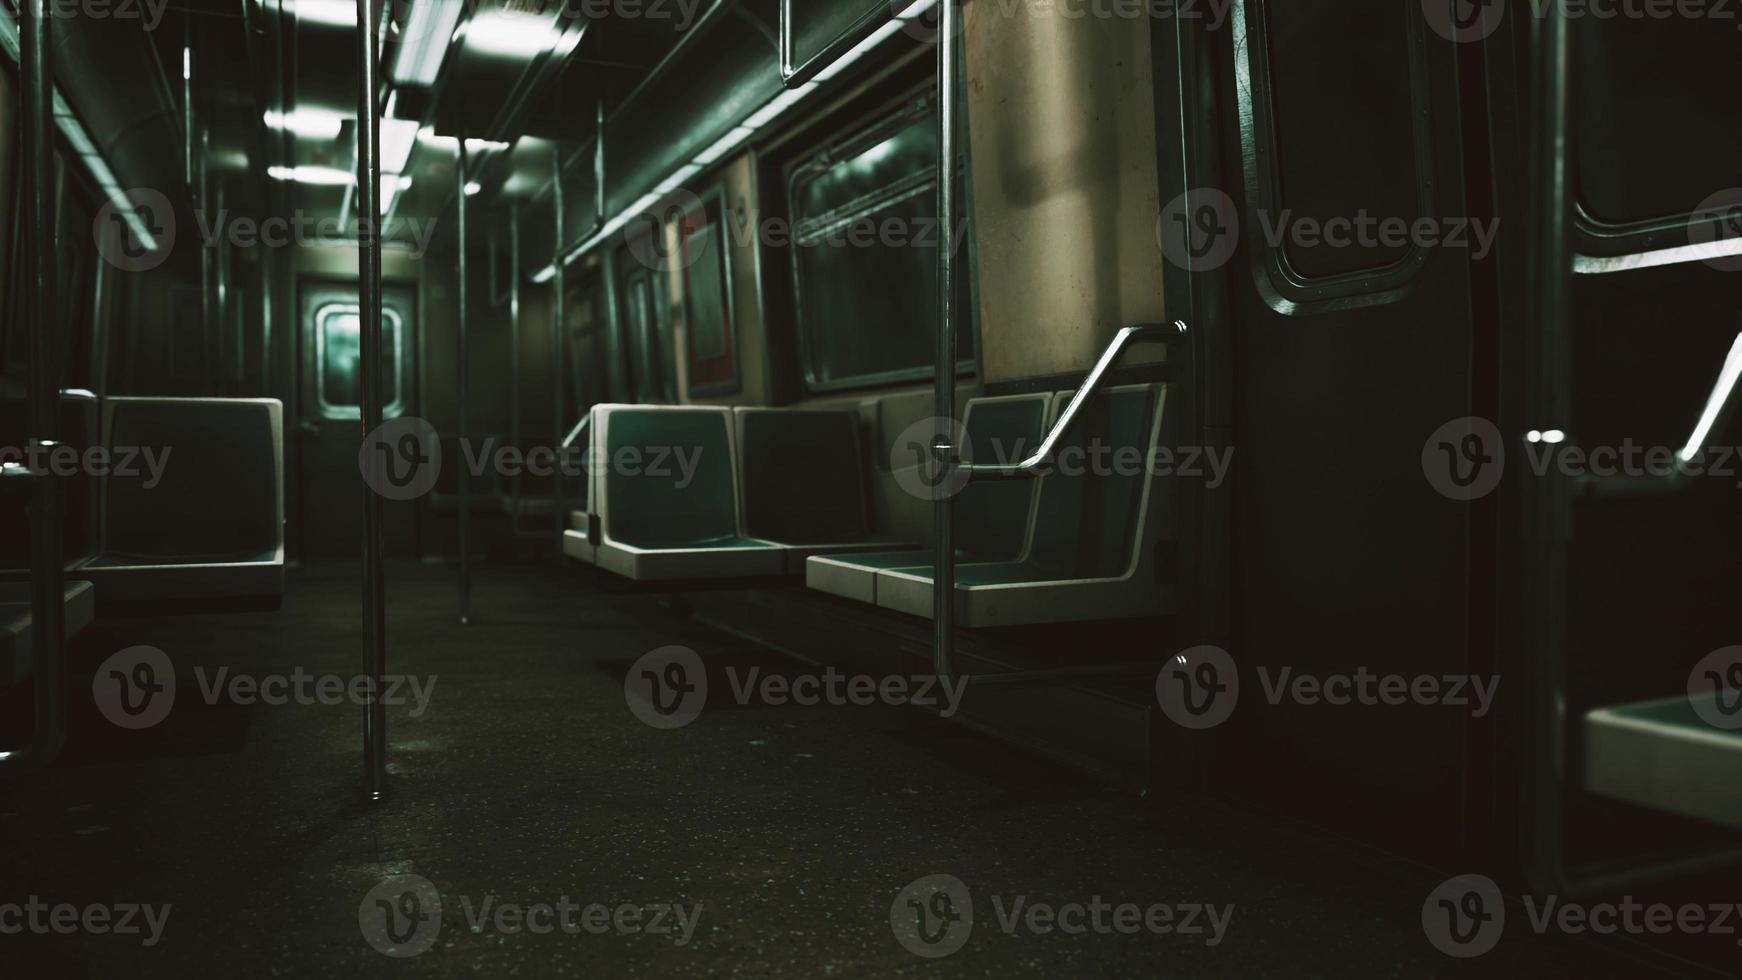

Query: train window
56;164;96;391
314;303;404;419
616;241;676;404
679;195;738;395
1574;18;1742;228
564;268;610;411
787;95;972;392
1244;0;1426;280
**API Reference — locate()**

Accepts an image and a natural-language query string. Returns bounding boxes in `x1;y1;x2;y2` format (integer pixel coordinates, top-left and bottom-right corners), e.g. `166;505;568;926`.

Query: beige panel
964;5;1167;381
672;153;770;407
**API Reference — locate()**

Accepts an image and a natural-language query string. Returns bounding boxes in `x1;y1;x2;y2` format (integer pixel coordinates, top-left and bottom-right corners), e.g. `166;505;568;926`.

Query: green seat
876;384;1175;627
805;394;1050;604
590;406;786;581
67;397;285;606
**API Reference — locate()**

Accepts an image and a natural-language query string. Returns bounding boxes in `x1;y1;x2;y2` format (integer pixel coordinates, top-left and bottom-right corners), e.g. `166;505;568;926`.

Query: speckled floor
0;561;1722;977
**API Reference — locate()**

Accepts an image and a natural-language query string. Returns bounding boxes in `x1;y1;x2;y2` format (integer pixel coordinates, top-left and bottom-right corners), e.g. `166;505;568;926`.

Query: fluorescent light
0;5;154;251
392;0;467;86
1525;429;1566;445
530;264;557;284
1680;332;1742;461
264;107;346;140
465;181;482;196
283;0;356;26
381;118;418;174
458;10;556;58
268;164;353;186
554;0;916;270
182;46;191;80
416;127;512;153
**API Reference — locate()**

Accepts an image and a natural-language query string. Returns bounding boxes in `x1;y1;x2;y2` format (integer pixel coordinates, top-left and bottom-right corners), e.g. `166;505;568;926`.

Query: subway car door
1512;16;1742;875
1192;0;1492;859
296;279;419;559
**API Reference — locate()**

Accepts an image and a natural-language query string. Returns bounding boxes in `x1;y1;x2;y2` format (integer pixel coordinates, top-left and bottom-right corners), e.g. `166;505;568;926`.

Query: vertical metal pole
1521;0;1573;894
356;0;387;803
0;0;65;773
509;205;522;536
931;0;959;679
457;139;472;624
551;147;565;552
593;95;605;237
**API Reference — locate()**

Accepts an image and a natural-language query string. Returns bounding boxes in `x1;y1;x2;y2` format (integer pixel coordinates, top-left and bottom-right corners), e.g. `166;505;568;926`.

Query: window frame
783;92;976;394
677;186;742;399
1232;0;1438;313
313;301;406;421
615;237;677;404
1567;27;1742;272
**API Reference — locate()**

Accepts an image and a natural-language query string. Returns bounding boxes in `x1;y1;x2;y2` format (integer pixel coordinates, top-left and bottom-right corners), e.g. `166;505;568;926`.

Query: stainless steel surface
509;205;526;537
552;144;566;554
931;0;958;681
458;137;472;626
0;0;64;774
356;0;387;804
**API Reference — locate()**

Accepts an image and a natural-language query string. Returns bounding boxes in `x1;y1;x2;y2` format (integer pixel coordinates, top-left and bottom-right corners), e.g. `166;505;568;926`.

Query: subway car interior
3;0;1742;975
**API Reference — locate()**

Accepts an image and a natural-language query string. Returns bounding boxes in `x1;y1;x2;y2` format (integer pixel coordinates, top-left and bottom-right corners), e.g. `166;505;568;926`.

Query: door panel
297;280;418;560
1206;0;1483;859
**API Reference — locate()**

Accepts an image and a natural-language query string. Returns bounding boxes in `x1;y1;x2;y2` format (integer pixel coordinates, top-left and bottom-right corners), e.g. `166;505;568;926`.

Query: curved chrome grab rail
929;319;1189;685
958;321;1189;480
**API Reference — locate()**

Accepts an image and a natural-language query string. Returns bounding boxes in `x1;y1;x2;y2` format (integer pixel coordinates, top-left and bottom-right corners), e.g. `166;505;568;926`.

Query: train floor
0;560;1716;977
